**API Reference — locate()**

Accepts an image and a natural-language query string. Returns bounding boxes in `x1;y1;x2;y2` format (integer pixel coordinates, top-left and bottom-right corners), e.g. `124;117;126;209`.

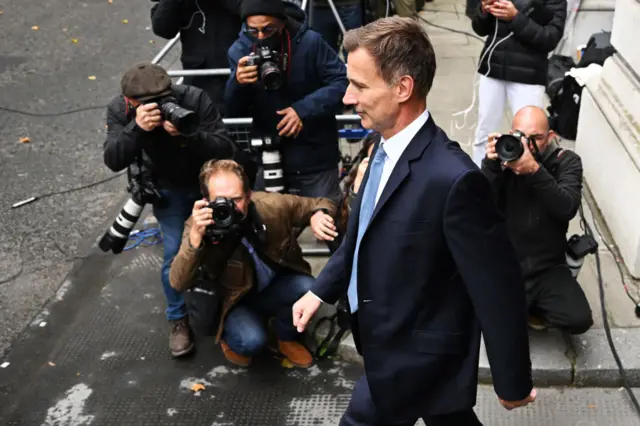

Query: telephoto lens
160;101;200;136
495;133;525;162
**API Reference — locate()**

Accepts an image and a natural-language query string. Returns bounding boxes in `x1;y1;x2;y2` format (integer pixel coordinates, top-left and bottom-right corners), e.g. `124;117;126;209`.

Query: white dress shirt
308;109;430;306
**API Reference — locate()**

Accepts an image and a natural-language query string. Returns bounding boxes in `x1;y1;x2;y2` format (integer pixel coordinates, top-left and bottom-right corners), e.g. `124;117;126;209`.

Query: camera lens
495;134;525;162
161;102;200;136
213;205;232;225
260;61;283;91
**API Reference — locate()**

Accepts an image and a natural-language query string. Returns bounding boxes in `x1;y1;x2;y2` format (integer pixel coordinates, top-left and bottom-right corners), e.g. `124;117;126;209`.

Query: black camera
204;197;246;241
149;95;200;137
99;154;162;254
246;46;284;91
495;130;531;162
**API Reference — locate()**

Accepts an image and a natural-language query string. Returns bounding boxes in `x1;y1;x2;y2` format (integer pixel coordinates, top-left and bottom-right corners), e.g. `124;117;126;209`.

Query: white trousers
472;75;545;166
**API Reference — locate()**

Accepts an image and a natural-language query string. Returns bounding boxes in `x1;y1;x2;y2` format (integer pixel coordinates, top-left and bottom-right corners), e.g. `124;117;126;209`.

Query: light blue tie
347;144;387;313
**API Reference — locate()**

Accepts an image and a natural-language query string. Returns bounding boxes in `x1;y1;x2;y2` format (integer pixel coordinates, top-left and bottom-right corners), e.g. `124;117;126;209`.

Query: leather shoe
278;340;313;368
169;318;194;357
221;341;252;367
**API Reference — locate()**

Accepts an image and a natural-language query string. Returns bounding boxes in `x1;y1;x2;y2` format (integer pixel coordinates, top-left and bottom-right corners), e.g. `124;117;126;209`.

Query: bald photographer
169;160;337;368
481;106;593;335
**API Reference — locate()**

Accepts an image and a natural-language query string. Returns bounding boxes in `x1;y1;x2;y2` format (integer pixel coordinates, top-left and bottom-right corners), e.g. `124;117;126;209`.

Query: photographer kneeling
169;160;337;368
481;106;593;335
104;62;247;357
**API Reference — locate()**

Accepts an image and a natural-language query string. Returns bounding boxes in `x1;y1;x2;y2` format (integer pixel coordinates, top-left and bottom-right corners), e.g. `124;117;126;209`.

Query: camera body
204;197;246;242
146;95;200;137
495;130;532;162
246;46;284;91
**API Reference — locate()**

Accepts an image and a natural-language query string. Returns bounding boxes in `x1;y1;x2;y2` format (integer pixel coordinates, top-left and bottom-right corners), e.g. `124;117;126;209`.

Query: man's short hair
343;17;437;100
199;159;251;198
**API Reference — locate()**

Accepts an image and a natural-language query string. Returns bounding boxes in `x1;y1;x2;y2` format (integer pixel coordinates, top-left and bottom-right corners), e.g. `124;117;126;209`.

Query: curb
315;322;640;388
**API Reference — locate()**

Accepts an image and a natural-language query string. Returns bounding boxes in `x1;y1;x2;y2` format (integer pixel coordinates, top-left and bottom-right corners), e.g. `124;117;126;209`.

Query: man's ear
395;75;415;104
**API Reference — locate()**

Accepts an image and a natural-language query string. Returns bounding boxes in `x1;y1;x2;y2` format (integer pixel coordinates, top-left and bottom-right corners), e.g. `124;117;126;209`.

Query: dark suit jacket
312;116;533;422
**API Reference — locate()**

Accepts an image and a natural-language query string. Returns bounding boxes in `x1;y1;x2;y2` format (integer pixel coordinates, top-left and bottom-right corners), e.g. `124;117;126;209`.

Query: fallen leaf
587;403;596;409
108;0;113;3
71;38;78;43
122;19;128;24
149;40;155;44
191;383;205;392
19;137;30;143
31;25;39;31
88;75;96;80
0;10;4;15
281;358;294;369
48;361;56;366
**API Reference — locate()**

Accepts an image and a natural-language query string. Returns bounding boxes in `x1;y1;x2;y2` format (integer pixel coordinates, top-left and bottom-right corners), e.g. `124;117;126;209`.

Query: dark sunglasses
245;25;280;38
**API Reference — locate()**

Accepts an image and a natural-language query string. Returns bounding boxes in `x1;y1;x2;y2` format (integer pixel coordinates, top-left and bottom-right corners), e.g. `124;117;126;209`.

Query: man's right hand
486;132;501;161
236;56;258;86
292;291;322;333
189;199;213;249
135;103;163;132
499;388;537;410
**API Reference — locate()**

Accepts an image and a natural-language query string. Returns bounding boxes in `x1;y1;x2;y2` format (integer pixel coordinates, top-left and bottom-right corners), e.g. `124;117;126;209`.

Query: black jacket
225;2;348;175
104;85;238;190
471;0;566;86
150;0;242;114
481;143;583;279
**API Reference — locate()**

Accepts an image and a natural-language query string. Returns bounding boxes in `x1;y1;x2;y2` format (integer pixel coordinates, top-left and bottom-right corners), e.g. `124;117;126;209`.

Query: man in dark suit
292;17;536;426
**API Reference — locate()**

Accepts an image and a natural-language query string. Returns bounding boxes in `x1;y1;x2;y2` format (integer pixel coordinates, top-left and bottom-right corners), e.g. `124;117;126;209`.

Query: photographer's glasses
245;25;279;39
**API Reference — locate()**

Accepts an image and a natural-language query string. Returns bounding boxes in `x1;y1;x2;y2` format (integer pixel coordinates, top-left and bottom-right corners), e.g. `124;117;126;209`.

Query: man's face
511;115;552;153
343;48;400;133
206;172;250;217
246;15;284;40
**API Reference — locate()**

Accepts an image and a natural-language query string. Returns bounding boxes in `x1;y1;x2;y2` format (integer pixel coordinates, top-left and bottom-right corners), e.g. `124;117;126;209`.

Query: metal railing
151;6;357;256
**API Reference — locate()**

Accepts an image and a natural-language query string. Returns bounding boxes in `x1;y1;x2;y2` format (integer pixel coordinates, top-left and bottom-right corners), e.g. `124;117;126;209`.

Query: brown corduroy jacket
169;191;336;341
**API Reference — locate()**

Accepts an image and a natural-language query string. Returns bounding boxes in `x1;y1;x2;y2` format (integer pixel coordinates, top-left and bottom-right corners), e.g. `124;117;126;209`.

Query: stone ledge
315;325;640;388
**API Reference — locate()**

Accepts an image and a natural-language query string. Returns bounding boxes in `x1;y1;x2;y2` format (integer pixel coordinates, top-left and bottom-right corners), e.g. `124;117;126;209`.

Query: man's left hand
504;139;540;175
310;211;338;241
163;120;181;136
489;0;518;21
276;107;303;138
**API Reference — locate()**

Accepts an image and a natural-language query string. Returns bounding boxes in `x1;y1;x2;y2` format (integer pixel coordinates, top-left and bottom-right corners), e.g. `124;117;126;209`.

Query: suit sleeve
481;157;506;211
310;234;350;304
443;170;533;402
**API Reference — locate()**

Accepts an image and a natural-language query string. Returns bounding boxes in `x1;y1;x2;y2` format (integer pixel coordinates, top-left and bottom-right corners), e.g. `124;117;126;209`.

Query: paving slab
573;328;640;387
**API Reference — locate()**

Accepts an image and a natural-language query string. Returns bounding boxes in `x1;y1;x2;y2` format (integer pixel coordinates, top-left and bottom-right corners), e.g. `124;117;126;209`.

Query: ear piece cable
180;0;206;34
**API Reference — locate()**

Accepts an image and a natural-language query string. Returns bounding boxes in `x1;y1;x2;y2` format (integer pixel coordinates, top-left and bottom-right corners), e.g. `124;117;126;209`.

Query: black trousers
526;265;593;335
340;375;483;426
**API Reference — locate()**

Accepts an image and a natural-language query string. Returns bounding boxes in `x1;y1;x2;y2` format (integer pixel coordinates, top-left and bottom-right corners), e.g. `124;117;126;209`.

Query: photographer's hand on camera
310;210;338;242
135;103;163;132
504;138;540;175
276;107;303;138
189;199;214;249
162;120;181;137
486;133;501;161
236;56;259;86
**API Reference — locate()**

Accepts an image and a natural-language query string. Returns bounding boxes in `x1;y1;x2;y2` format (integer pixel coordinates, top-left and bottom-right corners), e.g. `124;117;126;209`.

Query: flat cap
120;62;172;101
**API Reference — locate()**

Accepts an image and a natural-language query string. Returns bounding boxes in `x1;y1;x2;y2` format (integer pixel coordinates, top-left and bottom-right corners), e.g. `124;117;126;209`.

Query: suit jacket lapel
368;117;437;225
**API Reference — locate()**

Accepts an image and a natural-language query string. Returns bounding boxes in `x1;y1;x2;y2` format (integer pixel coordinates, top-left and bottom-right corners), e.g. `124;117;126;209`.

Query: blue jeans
153;188;201;321
312;4;363;54
222;273;315;356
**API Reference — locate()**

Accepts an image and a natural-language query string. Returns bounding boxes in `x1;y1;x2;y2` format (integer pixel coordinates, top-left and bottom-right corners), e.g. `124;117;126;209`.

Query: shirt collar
380;109;430;163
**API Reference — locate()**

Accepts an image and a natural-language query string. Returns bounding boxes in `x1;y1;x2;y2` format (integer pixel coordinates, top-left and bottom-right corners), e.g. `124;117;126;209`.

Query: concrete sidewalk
314;0;640;388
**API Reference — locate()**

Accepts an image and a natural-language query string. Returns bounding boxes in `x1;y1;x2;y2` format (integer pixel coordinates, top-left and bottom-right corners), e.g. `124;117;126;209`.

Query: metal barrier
151;10;358;256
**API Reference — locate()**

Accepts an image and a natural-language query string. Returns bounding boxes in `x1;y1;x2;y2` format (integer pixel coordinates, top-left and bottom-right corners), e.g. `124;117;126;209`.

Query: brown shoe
278;340;313;368
169;318;194;357
221;341;252;367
